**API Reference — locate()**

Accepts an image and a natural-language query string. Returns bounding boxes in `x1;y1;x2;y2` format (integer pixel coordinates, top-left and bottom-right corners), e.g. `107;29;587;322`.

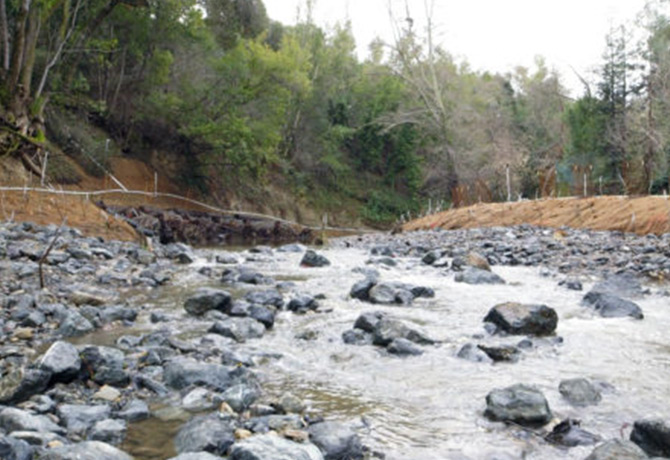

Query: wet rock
630;419;670;457
591;273;644;298
0;434;33;460
182;388;219;412
559;378;602;407
341;329;372;346
163;358;234;391
372;318;435;347
484;384;552;427
278;243;307;253
387;338;423;356
276;393;305;414
368;283;397;305
38;440;133;460
456;343;493;363
79;346;129;386
174;414;236;455
0;407;65;434
38;341;81;383
545;419;601;447
58;311;94;337
117;399;150;422
93;385;121;402
184;288;232;316
230;434;324;460
582;291;644;319
353;311;386;333
483;302;558;336
477;345;521;363
245;414;304;433
209;317;265;343
300;250;331;268
245;290;284;308
455;267;505;285
308;421;364;460
70;288;112;306
559;279;583;291
0;368;51;404
287;295;319;314
466;251;491;271
57;404;111;434
421;250;443;265
584;439;648;460
223;383;261;412
88;419;126;445
248;305;275;329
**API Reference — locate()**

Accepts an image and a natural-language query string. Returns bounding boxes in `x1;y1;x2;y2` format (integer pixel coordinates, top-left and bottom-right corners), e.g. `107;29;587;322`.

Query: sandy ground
404;196;670;235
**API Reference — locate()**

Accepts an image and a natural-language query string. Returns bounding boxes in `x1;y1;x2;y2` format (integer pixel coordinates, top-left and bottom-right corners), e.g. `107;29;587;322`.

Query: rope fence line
0;186;377;235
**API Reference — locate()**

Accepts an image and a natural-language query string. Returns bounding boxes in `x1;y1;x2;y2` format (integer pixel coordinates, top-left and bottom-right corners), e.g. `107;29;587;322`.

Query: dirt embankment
404;196;670;235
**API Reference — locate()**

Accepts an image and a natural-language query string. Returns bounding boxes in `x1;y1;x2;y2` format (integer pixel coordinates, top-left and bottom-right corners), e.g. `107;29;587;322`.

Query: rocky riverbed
0;222;669;459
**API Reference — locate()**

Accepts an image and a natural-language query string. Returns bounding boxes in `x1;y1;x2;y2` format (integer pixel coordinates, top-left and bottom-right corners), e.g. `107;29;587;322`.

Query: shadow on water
121;416;182;460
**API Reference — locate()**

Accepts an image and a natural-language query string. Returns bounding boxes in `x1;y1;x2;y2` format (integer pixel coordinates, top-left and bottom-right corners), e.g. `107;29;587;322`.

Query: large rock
456;343;493;363
163;358;234;391
483;302;558;336
38;441;133;460
223;383;261;413
372;318;435;347
0;434;33;460
545;419;600;447
88;419;127;445
300;250;331;268
57;404;111;434
174;414;236;455
558;378;602;407
209;318;265;343
455;267;505;285
484;384;552;427
584;439;648;460
230;434;324;460
582;291;644;319
80;346;129;386
353;311;386;333
58;311;94;337
630;419;670;457
591;273;644;298
184;289;232;316
349;278;376;301
308;421;364;460
387;338;424;356
38;341;81;382
0;367;51;404
245;290;284;308
0;407;65;434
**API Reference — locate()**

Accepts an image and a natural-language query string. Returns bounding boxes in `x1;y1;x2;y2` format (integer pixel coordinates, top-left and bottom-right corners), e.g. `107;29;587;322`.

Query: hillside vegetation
2;1;670;229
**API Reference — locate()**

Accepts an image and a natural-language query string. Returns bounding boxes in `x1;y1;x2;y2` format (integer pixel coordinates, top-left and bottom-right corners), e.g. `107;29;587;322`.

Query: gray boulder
308;421;364;460
0;434;33;460
582;291;644;319
483;302;558;336
0;408;65;434
88;419;127;445
38;440;133;460
455;267;505;285
372;318;434;347
558;378;602;407
300;250;331;268
230;434;324;460
585;439;648;460
353;311;386;333
457;343;493;363
58;311;94;337
0;367;51;404
57;404;111;434
484;384;552;427
287;295;318;314
117;399;150;422
209;317;265;343
591;273;644;298
477;344;521;363
630;419;670;457
368;283;397;305
80;346;129;386
38;341;81;382
387;338;423;356
349;278;375;301
222;383;261;413
545;419;601;447
184;288;232;316
174;414;236;455
163;358;234;391
245;290;284;308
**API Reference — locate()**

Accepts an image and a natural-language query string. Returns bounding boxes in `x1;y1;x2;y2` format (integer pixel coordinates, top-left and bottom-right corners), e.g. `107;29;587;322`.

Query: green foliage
362;189;418;225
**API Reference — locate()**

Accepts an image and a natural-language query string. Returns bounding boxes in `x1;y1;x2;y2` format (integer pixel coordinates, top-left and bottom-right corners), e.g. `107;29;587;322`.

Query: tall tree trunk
9;0;31;90
0;0;9;72
20;6;41;95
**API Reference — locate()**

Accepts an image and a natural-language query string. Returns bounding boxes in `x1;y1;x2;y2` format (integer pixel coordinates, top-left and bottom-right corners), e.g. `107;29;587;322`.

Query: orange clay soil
403;196;670;235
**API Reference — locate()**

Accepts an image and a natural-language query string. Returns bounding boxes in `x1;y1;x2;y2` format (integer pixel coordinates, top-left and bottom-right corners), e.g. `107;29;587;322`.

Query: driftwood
38;217;67;289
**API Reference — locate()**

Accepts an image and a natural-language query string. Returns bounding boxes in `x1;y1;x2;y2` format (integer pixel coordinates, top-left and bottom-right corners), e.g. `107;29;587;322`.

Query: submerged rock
558;378;602;407
582;291;644;319
455;267;505;285
483;302;558;336
209;317;265;343
545;419;600;447
308;421;364;460
300;250;331;268
484;384;552;427
584;439;648;460
372;318;434;347
184;288;232;316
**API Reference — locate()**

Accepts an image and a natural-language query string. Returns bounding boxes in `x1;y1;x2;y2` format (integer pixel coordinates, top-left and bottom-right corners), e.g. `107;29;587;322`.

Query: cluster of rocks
0;222;368;460
100;204;314;246
337;224;670;279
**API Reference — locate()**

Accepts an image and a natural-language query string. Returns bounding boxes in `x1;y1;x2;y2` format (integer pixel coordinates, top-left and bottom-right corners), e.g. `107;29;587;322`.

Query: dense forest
2;0;670;225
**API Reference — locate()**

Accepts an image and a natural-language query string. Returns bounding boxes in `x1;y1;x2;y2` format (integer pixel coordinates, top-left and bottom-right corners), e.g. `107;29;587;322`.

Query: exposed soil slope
404;196;670;235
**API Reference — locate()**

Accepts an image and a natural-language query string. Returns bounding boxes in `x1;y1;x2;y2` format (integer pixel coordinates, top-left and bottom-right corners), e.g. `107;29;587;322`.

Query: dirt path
404;196;670;235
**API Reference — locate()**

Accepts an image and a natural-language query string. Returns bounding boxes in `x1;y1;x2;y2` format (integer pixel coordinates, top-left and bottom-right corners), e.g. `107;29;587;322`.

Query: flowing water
92;245;670;459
